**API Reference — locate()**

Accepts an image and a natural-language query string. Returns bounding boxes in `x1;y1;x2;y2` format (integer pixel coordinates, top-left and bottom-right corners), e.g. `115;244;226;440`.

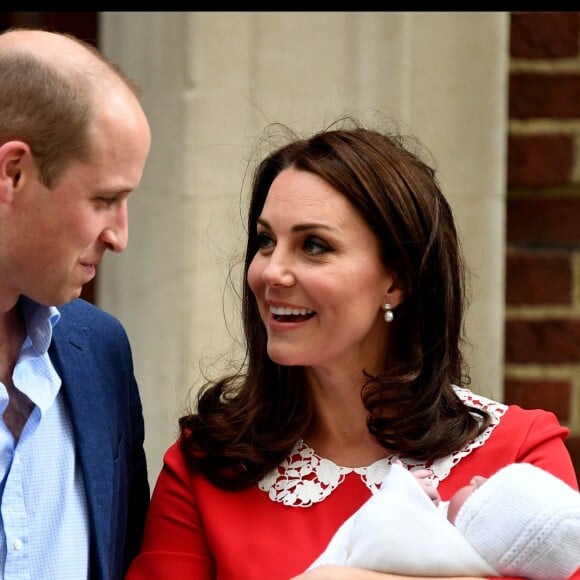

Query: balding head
0;28;100;69
0;27;143;187
0;27;139;92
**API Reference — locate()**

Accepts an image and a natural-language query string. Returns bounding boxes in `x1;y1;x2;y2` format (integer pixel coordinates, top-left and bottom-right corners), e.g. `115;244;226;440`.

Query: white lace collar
258;387;507;507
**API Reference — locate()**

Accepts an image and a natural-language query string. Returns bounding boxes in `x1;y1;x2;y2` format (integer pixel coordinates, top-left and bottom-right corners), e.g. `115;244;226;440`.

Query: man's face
3;91;151;307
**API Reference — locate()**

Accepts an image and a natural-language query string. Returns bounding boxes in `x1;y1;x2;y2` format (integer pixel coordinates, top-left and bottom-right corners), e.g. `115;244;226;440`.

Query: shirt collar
19;296;61;355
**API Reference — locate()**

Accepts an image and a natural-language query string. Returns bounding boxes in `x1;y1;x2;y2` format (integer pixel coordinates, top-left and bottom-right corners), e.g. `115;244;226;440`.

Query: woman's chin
267;348;306;367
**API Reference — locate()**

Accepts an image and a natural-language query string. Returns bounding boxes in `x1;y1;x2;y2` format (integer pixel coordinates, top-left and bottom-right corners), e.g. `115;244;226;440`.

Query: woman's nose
262;249;295;287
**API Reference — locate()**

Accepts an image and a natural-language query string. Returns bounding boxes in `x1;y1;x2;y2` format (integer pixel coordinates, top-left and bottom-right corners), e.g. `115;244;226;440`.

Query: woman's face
247;167;397;373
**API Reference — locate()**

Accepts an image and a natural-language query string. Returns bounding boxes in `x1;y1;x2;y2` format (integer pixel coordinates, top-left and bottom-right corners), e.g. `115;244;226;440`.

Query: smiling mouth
271;306;315;323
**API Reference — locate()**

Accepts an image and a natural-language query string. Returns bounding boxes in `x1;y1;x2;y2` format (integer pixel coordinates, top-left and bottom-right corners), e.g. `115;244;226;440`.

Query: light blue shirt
0;298;89;579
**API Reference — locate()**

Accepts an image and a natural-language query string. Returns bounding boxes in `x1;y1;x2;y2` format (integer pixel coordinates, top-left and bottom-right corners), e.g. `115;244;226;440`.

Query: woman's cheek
247;257;261;295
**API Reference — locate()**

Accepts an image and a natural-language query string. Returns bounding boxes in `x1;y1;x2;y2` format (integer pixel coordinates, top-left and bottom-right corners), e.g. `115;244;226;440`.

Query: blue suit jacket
48;299;150;580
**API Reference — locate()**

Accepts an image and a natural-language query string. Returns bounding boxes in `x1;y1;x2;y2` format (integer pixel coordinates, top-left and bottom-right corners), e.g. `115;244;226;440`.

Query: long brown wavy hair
179;117;490;490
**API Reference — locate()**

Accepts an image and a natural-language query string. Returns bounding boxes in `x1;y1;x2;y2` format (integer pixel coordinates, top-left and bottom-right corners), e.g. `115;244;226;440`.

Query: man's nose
100;203;128;252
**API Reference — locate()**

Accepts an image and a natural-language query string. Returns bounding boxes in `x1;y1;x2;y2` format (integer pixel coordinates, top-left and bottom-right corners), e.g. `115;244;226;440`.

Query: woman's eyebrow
257;217;335;233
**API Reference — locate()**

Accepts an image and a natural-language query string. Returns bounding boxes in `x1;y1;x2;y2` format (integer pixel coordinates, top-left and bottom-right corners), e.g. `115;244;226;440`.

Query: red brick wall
506;12;580;480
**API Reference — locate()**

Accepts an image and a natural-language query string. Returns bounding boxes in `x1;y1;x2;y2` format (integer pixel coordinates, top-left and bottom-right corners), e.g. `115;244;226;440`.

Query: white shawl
307;463;498;577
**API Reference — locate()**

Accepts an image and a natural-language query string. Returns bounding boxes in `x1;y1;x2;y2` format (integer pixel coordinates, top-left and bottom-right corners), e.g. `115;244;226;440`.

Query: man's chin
55;286;83;306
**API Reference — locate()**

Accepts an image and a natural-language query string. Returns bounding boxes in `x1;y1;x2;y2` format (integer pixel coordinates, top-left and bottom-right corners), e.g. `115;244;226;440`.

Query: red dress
126;389;579;580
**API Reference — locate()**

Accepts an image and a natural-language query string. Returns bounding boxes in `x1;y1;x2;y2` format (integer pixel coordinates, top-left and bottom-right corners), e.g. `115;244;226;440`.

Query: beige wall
98;12;510;486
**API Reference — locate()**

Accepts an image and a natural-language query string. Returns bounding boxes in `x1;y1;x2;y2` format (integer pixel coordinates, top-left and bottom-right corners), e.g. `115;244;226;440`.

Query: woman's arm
125;442;214;579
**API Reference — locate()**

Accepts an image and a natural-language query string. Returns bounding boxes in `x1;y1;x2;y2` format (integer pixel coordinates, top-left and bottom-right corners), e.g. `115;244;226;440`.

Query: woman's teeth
270;306;315;322
270;306;314;316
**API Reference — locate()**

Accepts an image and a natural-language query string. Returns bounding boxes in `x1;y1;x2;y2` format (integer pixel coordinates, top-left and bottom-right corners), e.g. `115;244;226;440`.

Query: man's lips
80;262;97;278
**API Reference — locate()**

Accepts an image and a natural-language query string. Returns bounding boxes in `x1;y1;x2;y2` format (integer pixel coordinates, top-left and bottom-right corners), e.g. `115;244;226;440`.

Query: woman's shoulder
472;387;570;443
160;437;195;481
454;385;566;435
436;387;577;490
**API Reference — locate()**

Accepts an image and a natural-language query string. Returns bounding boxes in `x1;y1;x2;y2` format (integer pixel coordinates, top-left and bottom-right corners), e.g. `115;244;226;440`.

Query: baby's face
447;475;488;525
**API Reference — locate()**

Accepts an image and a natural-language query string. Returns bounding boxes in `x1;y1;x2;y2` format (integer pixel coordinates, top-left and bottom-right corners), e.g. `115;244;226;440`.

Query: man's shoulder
55;298;128;342
58;298;119;324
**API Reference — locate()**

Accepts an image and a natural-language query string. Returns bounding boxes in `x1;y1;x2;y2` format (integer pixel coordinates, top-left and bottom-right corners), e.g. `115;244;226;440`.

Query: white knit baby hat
455;462;580;580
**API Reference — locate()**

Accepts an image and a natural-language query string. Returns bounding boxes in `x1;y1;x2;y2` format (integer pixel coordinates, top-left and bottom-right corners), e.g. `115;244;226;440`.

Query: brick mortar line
510;60;580;72
505;306;580;318
505;364;580;378
509;120;580;132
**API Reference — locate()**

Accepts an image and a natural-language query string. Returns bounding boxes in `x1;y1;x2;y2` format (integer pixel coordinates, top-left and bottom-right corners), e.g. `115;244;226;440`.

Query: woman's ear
383;272;406;310
0;141;30;203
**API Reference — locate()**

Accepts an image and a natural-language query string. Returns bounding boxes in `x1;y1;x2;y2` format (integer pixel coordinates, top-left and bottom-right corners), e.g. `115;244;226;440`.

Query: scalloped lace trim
258;386;507;507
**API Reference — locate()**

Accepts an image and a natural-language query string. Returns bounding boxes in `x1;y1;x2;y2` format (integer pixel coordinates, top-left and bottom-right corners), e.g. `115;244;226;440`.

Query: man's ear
0;141;31;203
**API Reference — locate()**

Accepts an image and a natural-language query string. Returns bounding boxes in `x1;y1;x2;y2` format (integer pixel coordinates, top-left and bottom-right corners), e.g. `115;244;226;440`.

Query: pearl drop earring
384;303;394;323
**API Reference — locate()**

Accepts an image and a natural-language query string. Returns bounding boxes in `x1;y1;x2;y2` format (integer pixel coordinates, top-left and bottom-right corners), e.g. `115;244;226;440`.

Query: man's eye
97;197;116;207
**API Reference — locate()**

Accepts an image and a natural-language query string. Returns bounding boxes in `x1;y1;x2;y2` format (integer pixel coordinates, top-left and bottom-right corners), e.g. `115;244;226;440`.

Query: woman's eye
304;237;331;255
256;232;275;251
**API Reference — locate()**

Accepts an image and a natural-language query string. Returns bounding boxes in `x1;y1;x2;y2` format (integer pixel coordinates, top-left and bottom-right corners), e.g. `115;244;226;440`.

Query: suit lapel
50;318;112;578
